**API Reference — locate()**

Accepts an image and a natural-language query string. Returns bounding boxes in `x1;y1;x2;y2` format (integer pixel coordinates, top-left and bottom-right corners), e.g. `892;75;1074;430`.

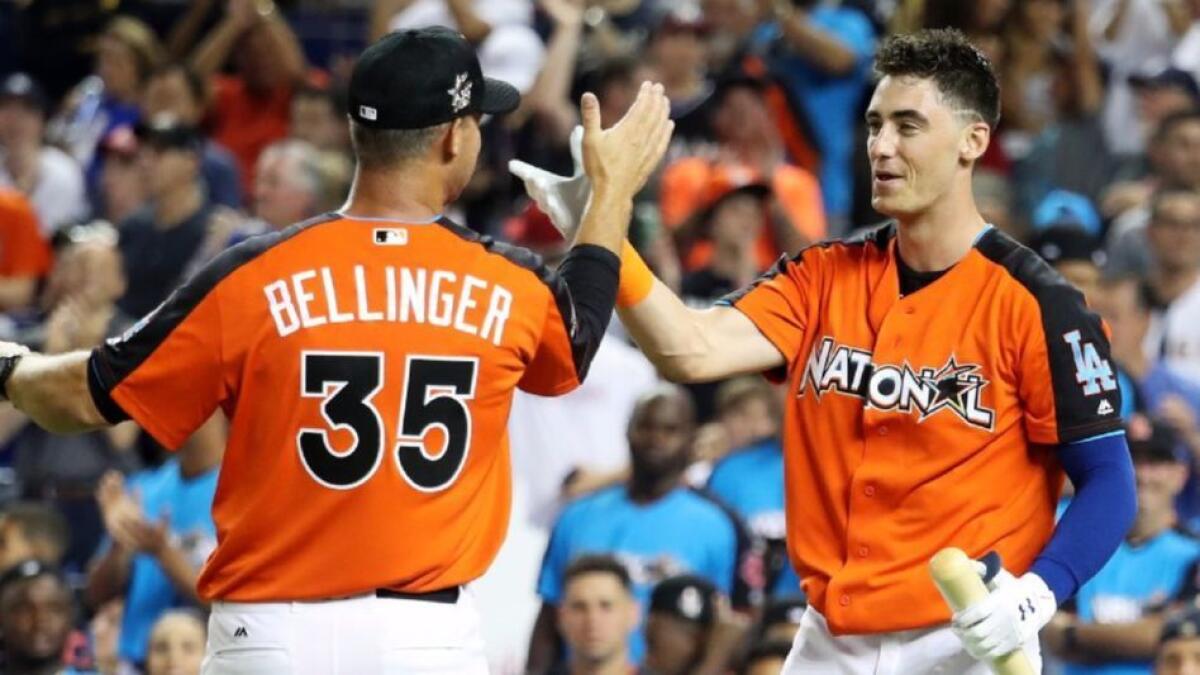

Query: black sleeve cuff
87;349;130;425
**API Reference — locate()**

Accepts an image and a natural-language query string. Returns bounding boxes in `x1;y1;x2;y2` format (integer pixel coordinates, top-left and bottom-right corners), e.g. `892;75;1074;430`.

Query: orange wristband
617;241;655;308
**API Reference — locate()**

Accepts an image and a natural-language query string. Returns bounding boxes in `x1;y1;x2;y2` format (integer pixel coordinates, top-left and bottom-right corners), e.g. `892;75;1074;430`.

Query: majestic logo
448;72;472;113
800;337;995;429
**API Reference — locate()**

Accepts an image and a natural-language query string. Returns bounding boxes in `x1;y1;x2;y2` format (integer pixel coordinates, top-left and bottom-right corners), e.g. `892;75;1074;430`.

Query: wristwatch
0;353;24;402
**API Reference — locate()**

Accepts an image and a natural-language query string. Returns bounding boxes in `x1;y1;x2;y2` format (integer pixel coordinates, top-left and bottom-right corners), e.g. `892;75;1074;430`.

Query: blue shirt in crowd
538;485;740;662
1064;529;1200;675
753;6;876;224
707;438;801;597
117;460;218;664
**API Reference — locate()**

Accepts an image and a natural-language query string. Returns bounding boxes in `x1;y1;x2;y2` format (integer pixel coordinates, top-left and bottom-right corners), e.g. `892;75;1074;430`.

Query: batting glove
950;552;1056;662
508;125;592;240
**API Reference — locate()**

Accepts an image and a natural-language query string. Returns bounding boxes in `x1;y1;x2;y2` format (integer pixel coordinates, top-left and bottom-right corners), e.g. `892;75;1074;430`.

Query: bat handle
929;548;1038;675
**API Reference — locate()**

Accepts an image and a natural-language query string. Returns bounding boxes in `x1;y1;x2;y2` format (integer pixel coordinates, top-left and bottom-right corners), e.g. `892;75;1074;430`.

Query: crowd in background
2;0;1200;673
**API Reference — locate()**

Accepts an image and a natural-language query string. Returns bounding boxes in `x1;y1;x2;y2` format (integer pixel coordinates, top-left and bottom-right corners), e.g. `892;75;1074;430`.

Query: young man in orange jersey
513;29;1136;674
0;27;674;674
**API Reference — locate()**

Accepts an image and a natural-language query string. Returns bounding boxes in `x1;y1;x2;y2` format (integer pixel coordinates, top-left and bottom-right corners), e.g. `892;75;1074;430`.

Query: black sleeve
549;244;620;381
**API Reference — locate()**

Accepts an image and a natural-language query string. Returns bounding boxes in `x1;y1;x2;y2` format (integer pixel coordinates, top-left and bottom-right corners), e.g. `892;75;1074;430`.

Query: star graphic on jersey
922;357;985;420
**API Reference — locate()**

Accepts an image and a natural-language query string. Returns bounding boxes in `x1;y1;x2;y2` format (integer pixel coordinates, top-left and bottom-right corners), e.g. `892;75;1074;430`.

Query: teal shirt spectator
1063;529;1200;675
538;485;740;662
752;6;876;224
707;438;801;598
116;460;218;664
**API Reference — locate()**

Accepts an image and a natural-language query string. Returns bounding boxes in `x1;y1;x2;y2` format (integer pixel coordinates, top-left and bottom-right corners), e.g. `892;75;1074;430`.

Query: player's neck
894;192;987;272
341;165;446;222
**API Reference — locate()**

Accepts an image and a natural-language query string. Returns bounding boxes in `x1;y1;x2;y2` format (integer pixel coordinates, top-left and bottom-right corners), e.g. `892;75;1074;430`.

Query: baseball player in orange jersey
0;28;675;674
512;30;1138;673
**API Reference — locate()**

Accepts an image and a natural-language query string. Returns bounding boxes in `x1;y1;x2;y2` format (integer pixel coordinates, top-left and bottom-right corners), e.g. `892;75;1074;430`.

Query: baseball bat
929;548;1037;675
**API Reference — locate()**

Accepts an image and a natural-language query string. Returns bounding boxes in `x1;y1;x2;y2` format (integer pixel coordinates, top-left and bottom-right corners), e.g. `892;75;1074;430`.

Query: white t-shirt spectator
1090;0;1180;155
506;331;659;529
0;146;88;234
386;0;546;94
1146;277;1200;387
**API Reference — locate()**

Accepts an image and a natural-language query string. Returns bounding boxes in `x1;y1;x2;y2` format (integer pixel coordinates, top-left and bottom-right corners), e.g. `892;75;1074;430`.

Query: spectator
678;183;775;305
0;73;89;234
1091;0;1192;157
190;0;308;195
116;115;215;320
84;413;223;669
289;84;351;155
1044;423;1200;673
643;574;749;675
706;377;799;600
1028;224;1107;305
702;0;769;75
550;554;640;675
0;502;69;572
141;62;243;209
741;639;794;675
144;610;205;675
1144;188;1200;387
1157;607;1200;674
648;7;717;160
1096;277;1200;448
1130;68;1200;155
1106;112;1200;278
660;76;824;272
0;560;79;675
51;15;164;193
750;0;876;230
97;125;148;225
0;188;52;313
528;385;748;669
90;600;122;675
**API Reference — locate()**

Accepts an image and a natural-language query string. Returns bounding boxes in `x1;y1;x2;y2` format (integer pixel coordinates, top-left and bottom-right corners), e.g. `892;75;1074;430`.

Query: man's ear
440;119;463;161
960;120;990;164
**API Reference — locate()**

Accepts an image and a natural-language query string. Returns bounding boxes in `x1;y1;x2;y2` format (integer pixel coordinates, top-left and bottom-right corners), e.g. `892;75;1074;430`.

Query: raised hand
579;81;673;200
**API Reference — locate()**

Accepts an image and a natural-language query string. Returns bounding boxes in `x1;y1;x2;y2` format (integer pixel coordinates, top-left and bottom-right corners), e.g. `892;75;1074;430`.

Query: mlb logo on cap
359;105;377;121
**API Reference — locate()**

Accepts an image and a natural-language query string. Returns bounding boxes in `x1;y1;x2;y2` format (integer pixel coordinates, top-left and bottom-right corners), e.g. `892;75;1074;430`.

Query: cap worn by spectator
1163;607;1200;644
1130;67;1200;104
655;4;710;37
1029;225;1107;269
649;574;718;626
349;26;520;131
1129;423;1188;465
1032;190;1102;237
0;73;48;115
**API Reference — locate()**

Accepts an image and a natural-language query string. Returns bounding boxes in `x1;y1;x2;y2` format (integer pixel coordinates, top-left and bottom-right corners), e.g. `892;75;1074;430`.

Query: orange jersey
89;214;605;602
724;224;1121;634
0;189;51;279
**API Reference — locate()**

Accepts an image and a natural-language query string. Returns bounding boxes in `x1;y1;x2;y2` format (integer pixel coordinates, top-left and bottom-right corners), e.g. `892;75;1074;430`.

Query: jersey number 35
297;351;477;493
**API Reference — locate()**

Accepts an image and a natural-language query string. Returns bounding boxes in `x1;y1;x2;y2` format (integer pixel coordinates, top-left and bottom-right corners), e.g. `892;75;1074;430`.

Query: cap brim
479;77;520;116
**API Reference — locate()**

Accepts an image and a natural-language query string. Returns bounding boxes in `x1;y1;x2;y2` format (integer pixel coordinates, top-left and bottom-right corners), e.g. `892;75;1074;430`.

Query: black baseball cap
649;575;717;626
1130;422;1186;464
348;27;520;130
134;114;203;152
1130;67;1200;101
1029;225;1106;268
0;73;48;114
1162;607;1200;644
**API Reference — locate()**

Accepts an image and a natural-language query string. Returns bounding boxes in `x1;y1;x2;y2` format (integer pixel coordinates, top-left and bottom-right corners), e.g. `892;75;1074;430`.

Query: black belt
375;586;460;604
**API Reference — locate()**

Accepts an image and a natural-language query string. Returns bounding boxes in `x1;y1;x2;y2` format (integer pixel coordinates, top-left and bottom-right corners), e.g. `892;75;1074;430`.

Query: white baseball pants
200;586;488;674
781;607;1043;675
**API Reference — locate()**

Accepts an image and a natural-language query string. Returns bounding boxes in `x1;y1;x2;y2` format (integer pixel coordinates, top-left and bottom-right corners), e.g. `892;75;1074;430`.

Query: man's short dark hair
349;120;448;169
874;29;1001;128
0;502;69;561
563;554;633;592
